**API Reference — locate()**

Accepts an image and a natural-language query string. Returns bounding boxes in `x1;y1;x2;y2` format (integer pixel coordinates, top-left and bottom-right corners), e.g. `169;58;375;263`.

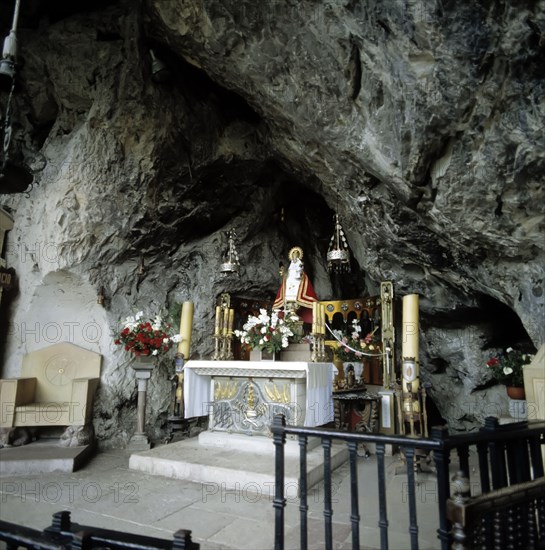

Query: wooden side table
332;388;382;443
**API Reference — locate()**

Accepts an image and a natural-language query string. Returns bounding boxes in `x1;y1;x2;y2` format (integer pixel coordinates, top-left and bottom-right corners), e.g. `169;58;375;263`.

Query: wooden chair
445;417;545;549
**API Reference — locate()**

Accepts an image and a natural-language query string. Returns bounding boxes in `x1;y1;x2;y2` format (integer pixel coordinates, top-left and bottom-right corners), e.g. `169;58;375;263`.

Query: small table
332;388;382;438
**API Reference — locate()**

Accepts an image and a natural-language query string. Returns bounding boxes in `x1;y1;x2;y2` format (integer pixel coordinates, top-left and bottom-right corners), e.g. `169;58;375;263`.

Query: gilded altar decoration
212;293;235;360
214;380;239;401
264;381;291;404
380;281;395;387
114;311;181;358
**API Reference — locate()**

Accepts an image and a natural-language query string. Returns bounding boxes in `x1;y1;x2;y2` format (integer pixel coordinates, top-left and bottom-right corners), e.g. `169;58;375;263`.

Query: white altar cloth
183;360;336;427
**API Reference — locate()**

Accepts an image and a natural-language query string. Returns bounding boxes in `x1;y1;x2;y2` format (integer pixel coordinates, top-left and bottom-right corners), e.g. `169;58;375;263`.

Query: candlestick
214;306;221;336
178;301;194;358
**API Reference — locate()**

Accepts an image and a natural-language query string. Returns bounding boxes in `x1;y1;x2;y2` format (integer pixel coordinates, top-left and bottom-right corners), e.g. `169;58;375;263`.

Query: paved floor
0;443;455;550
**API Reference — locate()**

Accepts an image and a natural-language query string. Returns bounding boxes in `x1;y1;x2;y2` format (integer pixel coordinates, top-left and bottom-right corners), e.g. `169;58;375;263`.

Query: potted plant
486;347;534;399
332;320;379;383
114;311;181;363
234;308;298;360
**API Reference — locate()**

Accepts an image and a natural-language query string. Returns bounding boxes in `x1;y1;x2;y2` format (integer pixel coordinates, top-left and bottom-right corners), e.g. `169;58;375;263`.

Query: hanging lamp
220;229;241;275
0;0;20;85
326;213;351;273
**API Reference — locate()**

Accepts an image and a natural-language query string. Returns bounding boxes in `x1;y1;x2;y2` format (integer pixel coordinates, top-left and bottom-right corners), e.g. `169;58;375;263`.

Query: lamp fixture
0;0;20;87
97;286;106;306
220;229;240;275
326;213;351;273
149;49;171;84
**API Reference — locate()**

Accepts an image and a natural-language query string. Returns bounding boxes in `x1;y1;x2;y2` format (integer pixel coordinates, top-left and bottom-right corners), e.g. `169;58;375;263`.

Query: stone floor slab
0;440;95;475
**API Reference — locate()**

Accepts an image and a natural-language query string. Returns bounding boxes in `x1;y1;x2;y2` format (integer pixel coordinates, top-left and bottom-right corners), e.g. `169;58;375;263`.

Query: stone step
0;441;95;475
129;431;348;498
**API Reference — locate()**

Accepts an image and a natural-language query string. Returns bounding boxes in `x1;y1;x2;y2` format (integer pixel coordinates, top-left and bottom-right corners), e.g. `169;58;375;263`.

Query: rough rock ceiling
0;0;543;441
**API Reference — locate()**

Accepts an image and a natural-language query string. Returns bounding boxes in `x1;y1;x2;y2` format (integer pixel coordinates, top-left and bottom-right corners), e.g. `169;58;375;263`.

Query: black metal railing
0;510;199;549
271;415;545;550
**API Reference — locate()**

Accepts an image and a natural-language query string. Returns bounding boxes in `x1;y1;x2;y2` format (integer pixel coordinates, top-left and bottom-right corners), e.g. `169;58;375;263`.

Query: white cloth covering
183;360;336;427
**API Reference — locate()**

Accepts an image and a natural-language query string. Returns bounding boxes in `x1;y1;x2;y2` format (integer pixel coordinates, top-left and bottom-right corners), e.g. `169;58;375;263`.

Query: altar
184;360;336;435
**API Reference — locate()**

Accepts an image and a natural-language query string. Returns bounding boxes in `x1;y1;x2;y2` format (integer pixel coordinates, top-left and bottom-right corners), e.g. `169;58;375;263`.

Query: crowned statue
273;246;318;325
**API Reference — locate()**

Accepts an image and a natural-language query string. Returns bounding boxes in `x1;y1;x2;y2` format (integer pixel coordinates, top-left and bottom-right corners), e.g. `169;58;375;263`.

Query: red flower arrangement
486;348;533;388
114;311;181;357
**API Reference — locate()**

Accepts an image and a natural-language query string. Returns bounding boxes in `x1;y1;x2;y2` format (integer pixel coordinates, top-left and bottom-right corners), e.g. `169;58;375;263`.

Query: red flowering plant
114;311;181;357
486;348;533;388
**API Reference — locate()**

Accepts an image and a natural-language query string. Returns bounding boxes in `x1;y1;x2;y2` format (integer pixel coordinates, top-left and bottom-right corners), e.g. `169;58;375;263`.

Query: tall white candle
178;301;194;358
402;294;419;362
402;294;419;393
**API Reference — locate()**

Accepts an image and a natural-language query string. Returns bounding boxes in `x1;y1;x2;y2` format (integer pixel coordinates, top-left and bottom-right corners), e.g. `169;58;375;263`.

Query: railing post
347;441;360;550
431;425;451;550
44;510;72;535
172;529;197;550
405;447;419;550
376;442;389;550
272;413;287;550
299;434;309;550
322;436;333;550
483;417;507;490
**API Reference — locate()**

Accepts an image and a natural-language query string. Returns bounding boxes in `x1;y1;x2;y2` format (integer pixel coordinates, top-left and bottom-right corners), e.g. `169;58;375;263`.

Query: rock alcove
0;0;543;446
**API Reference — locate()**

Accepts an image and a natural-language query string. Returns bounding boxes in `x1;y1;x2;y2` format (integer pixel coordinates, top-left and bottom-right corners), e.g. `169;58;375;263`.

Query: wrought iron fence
271;415;545;550
0;510;199;550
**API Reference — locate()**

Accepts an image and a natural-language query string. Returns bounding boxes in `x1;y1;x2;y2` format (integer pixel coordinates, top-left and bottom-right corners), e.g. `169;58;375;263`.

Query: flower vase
506;386;525;400
250;349;278;361
131;355;156;371
344;362;363;383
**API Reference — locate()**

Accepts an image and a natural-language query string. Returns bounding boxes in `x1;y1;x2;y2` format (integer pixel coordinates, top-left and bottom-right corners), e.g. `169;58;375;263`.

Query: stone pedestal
279;342;312;361
128;358;154;450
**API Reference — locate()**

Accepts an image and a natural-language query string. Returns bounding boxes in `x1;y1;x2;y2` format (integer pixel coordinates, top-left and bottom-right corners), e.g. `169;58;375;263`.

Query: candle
320;304;326;335
402;294;419;362
312;302;317;334
222;307;229;336
228;308;234;334
214;306;221;336
178;301;194;358
402;294;419;393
